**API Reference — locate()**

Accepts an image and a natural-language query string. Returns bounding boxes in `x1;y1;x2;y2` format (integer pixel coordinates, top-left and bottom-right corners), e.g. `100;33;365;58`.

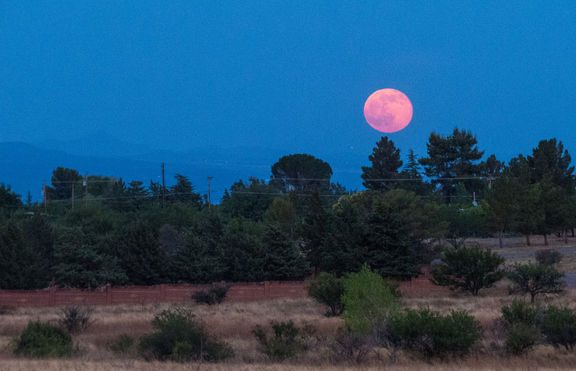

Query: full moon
364;89;413;133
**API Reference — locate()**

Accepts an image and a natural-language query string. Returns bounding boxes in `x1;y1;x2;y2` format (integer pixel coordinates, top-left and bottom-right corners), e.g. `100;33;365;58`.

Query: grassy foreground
2;291;576;370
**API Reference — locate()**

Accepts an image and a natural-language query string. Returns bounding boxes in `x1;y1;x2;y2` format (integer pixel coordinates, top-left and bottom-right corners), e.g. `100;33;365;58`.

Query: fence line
0;270;442;308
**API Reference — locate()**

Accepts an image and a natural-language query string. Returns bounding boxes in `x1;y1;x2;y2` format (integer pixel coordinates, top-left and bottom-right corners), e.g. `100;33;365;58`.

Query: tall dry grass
3;293;576;370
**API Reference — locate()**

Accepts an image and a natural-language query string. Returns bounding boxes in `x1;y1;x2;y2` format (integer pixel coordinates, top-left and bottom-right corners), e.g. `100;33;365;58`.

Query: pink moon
363;89;413;133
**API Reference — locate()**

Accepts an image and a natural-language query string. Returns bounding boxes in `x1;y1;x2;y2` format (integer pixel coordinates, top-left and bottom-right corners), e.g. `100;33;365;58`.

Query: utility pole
71;183;74;210
43;181;47;214
85;172;88;206
207;176;213;209
161;163;166;208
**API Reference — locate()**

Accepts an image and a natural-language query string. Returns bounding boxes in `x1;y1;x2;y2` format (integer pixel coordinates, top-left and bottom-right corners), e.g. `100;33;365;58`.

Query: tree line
0;128;574;289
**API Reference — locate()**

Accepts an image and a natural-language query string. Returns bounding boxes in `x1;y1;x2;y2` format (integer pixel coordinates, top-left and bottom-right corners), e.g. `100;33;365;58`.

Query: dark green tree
172;232;223;283
363;199;420;280
103;178;127;211
321;196;365;277
302;190;331;275
528;138;574;189
218;218;266;282
221;178;280;221
120;220;170;285
361;136;403;191
126;180;149;210
169;174;202;206
271;154;332;193
0;220;52;289
508;262;566;303
508;155;544;245
419;128;484;202
431;245;505;296
50;167;82;200
262;225;309;281
0;183;22;209
53;228;127;288
398;149;433;195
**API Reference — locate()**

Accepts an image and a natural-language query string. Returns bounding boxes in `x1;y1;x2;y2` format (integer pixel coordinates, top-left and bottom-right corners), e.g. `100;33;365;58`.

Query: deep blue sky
1;1;575;192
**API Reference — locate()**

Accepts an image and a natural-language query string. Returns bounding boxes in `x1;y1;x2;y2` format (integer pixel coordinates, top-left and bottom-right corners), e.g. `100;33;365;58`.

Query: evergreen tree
53;228;127;288
509;155;543;245
363;200;420;280
0;220;52;289
271;154;332;193
361;136;403;191
0;183;22;209
172;232;223;283
485;167;518;248
419;128;484;202
302;190;330;275
262;225;309;281
120;220;170;285
321;197;365;276
169;174;202;206
50;167;82;200
217;219;265;282
221;178;280;221
126;180;149;210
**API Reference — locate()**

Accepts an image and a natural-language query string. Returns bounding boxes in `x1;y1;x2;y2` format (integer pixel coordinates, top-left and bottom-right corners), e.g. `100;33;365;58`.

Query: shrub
332;327;373;364
58;306;94;333
109;334;134;355
253;320;314;361
341;264;400;342
13;321;74;358
507;263;565;303
500;299;542;355
430;245;505;296
307;272;344;316
501;299;543;327
139;309;233;362
192;284;230;305
386;308;482;358
505;323;540;355
541;305;576;351
535;249;563;266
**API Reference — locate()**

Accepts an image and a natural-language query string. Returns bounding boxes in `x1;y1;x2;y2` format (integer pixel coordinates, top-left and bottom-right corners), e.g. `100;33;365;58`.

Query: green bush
535;249;563;266
505;323;539;355
501;299;542;327
252;320;314;361
541;305;576;351
109;334;134;355
341;264;400;341
386;308;481;358
139;309;233;362
500;299;542;354
307;272;344;316
192;284;230;305
430;245;505;296
13;321;74;358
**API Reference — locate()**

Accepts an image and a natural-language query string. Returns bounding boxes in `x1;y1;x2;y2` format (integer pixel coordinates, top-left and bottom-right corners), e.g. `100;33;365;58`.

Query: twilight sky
1;1;575;193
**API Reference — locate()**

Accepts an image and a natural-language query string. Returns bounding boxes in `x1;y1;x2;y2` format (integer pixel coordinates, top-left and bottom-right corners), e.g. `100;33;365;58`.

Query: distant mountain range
1;132;364;203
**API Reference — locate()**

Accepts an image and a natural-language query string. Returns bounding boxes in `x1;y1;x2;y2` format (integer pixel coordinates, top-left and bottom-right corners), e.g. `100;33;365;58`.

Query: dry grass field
2;237;576;370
